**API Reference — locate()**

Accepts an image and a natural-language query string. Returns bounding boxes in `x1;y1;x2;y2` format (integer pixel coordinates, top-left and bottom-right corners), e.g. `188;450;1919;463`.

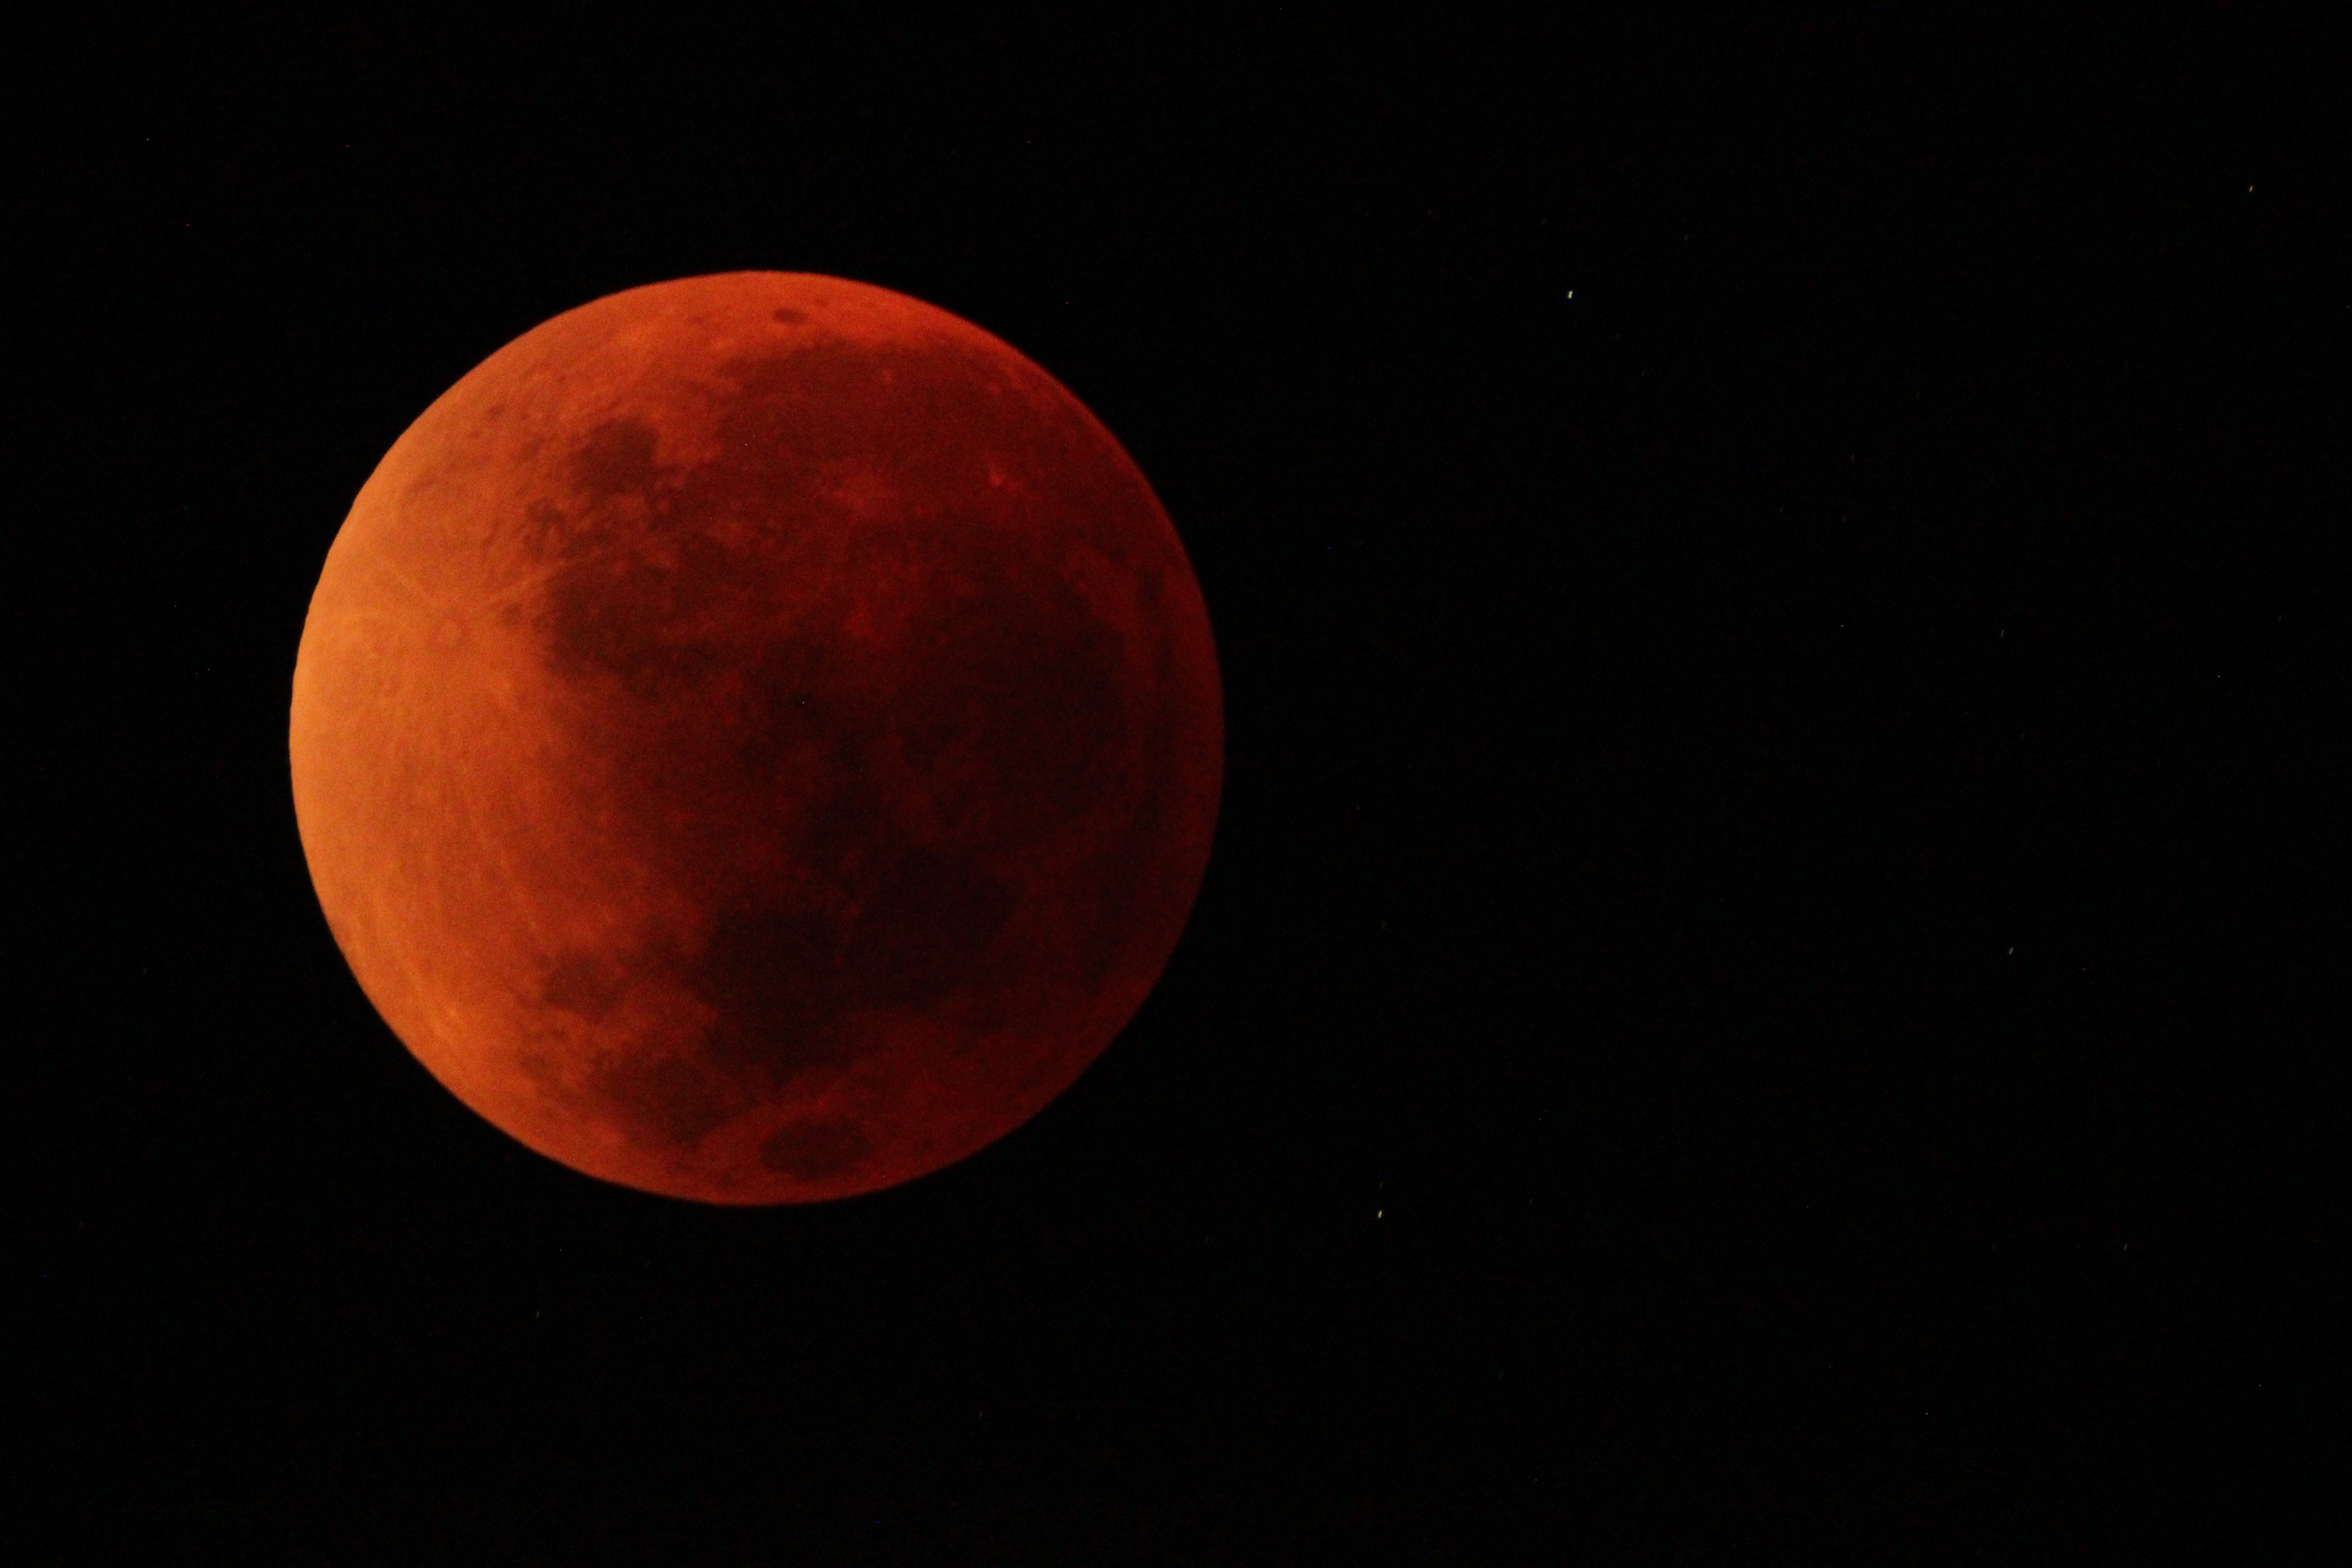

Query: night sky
25;15;2334;1563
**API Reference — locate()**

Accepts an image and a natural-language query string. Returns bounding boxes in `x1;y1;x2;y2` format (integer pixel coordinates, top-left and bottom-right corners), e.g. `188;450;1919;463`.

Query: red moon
290;273;1221;1204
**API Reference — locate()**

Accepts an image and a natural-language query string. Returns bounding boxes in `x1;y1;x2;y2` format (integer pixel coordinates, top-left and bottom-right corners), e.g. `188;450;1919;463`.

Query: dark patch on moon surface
571;417;663;503
688;901;861;1080
590;1050;743;1149
541;949;626;1021
760;1117;872;1180
852;850;1021;1008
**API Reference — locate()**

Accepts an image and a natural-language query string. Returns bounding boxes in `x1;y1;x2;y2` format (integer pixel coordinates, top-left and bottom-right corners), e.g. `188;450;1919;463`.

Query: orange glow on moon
290;273;1221;1203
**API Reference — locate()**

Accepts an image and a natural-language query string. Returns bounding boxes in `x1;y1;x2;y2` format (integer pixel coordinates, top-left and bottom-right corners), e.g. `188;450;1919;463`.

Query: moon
290;273;1222;1204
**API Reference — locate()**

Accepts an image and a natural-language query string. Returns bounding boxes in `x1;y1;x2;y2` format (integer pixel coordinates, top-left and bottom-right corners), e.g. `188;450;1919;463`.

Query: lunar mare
290;272;1221;1203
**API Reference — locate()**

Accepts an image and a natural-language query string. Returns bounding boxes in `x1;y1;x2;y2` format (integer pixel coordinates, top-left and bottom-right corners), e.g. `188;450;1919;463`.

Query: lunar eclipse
290;272;1222;1204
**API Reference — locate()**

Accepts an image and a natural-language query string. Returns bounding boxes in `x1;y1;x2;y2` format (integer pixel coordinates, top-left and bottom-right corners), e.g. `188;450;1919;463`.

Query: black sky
23;13;2338;1563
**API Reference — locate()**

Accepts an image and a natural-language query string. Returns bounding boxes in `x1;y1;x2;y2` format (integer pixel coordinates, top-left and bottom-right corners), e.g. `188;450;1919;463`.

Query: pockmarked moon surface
290;273;1222;1204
